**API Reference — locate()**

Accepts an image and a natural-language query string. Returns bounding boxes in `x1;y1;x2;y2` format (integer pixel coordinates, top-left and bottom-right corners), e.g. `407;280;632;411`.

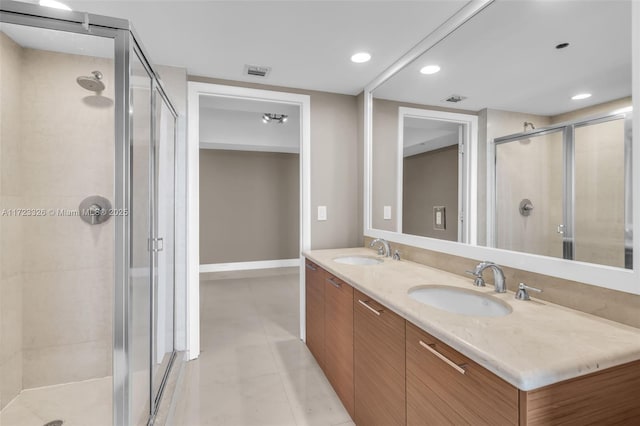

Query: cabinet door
324;275;354;418
305;260;325;369
406;322;518;425
354;290;406;426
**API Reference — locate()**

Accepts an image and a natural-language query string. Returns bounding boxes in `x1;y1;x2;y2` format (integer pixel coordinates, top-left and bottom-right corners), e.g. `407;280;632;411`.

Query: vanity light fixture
571;93;592;100
262;113;288;124
420;65;441;75
39;0;72;10
351;52;371;63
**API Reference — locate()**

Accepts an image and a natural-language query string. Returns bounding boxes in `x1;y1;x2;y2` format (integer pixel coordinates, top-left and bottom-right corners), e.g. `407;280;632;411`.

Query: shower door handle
556;224;565;235
149;238;164;252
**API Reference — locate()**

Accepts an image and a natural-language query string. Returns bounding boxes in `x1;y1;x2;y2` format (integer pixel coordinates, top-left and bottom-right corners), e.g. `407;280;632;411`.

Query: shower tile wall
1;32;25;410
0;31;115;405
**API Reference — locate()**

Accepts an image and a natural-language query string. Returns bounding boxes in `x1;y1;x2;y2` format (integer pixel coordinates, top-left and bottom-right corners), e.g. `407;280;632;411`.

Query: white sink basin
333;256;383;265
408;285;512;317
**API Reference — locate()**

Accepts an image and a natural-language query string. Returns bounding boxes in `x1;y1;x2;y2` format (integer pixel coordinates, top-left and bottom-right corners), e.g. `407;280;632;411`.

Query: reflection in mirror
398;108;477;243
370;0;633;270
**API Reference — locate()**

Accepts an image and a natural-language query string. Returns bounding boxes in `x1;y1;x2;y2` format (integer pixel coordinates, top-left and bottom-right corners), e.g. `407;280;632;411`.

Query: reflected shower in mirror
369;0;633;269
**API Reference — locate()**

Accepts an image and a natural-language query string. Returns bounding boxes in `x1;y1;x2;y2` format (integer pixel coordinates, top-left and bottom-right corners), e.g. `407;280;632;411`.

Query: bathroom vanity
304;248;640;425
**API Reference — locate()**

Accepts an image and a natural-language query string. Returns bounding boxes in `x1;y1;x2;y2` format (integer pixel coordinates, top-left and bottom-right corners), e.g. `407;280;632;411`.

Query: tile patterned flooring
171;268;354;426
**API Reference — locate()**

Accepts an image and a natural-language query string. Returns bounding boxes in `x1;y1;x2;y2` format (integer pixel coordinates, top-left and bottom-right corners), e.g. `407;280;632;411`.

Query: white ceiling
374;0;632;116
0;21;113;58
200;96;300;153
403;117;460;157
56;0;469;95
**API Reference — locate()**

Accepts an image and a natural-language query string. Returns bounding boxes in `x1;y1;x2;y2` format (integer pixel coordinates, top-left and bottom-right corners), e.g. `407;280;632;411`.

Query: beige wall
0;33;115;400
0;32;24;409
199;150;299;263
371;98;476;232
189;76;360;251
403;145;458;240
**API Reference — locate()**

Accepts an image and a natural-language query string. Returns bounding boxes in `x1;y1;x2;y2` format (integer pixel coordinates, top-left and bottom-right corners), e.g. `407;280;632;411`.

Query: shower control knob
79;195;112;225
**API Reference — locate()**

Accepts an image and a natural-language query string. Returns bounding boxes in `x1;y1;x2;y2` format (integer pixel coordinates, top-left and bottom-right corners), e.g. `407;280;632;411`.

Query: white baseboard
199;258;300;273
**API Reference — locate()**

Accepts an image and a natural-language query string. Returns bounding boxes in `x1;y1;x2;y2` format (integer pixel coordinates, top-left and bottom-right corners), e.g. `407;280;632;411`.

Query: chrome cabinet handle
326;277;341;288
305;263;317;271
358;299;383;316
419;340;467;375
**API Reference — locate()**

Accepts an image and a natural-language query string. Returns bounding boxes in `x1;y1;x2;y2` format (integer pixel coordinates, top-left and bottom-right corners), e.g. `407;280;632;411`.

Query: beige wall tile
20;196;114;273
1;196;23;280
0;352;22;410
22;268;112;350
0;275;22;364
22;340;110;389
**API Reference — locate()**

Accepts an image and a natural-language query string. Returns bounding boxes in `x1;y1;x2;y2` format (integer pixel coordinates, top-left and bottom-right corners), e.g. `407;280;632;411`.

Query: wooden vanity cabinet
305;260;325;369
354;289;406;426
406;322;519;425
324;274;354;417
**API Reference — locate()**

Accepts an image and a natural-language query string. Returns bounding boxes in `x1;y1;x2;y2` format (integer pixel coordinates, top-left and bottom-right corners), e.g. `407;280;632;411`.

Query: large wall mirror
365;0;640;294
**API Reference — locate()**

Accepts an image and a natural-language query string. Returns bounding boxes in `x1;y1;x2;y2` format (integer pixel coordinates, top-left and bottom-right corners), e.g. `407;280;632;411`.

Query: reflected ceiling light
39;0;72;10
262;113;288;124
351;52;371;63
420;65;441;75
571;93;592;100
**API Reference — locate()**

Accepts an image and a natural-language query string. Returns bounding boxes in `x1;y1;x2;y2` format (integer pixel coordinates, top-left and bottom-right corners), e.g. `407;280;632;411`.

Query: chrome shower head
77;70;105;92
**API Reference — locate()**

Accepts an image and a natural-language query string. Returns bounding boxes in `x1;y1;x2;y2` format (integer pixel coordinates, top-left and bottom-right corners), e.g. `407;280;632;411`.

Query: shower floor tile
0;376;112;426
171;268;354;426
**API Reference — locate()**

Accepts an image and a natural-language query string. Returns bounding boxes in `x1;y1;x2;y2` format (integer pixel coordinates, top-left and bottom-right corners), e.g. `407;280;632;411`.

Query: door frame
187;82;311;359
397;107;478;244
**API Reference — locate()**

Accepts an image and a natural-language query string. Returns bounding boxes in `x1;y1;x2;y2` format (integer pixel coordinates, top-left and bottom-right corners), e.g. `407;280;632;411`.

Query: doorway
187;83;311;359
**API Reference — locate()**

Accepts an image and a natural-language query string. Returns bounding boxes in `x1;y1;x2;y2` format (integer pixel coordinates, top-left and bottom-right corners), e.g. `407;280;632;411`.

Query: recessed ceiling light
420;65;441;75
571;93;592;100
351;52;371;63
39;0;72;10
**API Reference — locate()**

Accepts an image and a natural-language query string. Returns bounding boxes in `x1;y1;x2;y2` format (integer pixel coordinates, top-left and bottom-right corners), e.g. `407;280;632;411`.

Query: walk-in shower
493;108;633;269
0;2;181;425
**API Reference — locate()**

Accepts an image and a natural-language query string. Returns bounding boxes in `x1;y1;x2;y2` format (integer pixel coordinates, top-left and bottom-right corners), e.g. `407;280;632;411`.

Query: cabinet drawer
354;290;406;426
406;322;518;425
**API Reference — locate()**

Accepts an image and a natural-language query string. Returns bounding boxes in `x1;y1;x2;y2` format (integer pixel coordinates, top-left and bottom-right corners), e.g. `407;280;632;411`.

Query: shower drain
43;421;63;426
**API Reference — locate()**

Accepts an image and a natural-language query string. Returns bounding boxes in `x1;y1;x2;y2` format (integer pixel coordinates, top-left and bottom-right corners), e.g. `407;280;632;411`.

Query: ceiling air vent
244;64;271;78
444;94;467;103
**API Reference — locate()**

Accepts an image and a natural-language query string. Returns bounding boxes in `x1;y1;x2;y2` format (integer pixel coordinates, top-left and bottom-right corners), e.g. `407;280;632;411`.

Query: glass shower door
574;116;630;268
151;87;177;405
495;129;564;258
130;49;153;426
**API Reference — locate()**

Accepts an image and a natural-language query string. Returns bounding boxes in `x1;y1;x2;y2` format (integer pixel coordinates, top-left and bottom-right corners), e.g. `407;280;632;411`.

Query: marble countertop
303;247;640;391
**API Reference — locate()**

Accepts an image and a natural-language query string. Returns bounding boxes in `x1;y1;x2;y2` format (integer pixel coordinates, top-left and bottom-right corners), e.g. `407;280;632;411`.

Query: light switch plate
317;205;327;221
384;205;392;220
434;206;446;230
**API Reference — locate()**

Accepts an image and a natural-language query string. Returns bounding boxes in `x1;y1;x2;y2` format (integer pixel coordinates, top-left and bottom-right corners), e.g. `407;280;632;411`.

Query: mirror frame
363;0;640;295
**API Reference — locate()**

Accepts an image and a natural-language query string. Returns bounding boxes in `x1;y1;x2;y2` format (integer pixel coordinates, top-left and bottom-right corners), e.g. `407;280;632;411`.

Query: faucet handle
465;270;485;287
515;283;542;301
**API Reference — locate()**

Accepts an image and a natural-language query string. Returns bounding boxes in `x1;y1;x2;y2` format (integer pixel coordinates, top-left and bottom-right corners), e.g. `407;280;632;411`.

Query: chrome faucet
369;238;391;257
466;261;507;293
